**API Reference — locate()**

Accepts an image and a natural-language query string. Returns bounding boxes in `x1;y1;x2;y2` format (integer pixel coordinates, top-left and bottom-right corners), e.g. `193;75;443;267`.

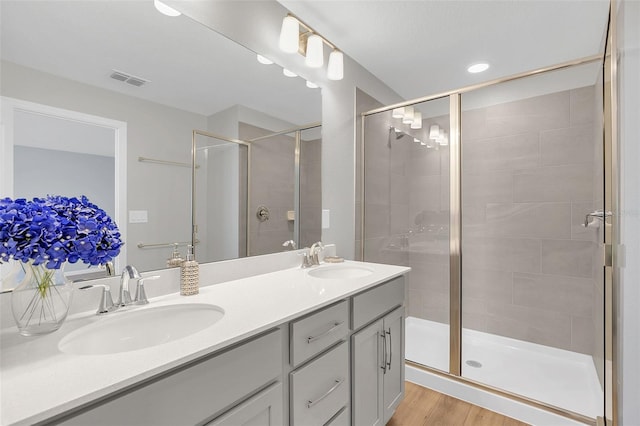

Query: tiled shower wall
364;86;601;355
460;86;600;354
239;123;321;256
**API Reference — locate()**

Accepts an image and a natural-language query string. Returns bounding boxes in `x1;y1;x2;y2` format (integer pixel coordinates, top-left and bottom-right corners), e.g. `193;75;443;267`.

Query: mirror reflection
0;0;321;286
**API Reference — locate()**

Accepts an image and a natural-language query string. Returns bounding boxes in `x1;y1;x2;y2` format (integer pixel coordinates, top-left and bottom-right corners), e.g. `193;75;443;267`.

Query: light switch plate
129;210;148;223
322;209;330;229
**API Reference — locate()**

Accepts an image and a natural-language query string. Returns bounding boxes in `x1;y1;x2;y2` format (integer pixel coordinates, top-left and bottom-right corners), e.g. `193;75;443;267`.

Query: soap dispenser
180;245;199;296
166;243;184;268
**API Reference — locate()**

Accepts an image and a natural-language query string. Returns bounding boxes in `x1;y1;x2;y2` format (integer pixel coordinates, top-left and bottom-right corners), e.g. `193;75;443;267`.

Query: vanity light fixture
410;112;422;129
153;0;181;17
283;69;298;77
305;34;324;68
467;62;490;73
278;14;344;81
257;54;274;65
306;81;319;89
279;16;300;53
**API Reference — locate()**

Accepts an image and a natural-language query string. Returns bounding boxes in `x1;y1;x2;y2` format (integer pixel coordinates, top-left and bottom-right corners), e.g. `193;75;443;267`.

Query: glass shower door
459;63;606;419
363;97;451;373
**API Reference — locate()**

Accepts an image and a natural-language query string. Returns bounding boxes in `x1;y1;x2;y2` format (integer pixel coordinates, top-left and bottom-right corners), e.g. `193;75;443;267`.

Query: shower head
389;126;407;140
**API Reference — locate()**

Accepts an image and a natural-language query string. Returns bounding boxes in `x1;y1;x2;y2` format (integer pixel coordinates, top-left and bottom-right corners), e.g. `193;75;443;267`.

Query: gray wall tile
541;239;595;278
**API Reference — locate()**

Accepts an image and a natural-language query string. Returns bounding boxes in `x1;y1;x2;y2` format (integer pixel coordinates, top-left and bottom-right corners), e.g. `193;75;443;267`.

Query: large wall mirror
0;0;321;289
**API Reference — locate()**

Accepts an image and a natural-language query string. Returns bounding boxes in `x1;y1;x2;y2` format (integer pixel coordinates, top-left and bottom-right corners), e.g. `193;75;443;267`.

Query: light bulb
279;16;299;53
402;106;414;124
154;0;181;16
256;54;273;65
305;34;324;68
410;112;422;129
327;50;344;81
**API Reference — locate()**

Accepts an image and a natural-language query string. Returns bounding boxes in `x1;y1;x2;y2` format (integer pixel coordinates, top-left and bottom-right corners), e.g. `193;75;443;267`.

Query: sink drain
465;360;483;368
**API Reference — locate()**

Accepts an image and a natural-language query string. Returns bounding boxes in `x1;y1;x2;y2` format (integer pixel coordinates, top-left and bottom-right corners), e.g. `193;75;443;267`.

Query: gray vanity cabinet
49;274;406;426
351;277;405;426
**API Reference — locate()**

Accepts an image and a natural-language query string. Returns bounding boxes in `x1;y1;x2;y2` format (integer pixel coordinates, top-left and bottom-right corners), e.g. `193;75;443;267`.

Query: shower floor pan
405;316;603;419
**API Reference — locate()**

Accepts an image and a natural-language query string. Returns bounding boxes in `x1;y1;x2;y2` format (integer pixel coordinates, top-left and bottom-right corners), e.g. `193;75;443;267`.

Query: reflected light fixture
392;108;405;118
306;81;319;89
429;124;440;139
278;14;344;81
467;62;490;73
256;54;274;65
327;50;344;80
305;34;324;68
414;138;421;144
154;0;181;16
438;129;449;146
283;69;298;77
410;112;422;129
402;106;415;124
279;16;299;53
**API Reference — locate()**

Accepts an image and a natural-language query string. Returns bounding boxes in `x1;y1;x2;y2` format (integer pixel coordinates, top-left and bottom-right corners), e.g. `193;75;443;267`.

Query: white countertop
0;260;409;425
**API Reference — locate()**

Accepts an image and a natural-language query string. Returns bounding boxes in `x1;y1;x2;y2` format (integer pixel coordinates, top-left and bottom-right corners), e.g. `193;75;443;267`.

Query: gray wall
2;61;202;272
14;146;115;217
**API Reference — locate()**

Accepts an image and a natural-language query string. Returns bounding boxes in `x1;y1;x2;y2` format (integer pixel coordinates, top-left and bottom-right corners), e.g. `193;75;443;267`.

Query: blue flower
0;195;123;269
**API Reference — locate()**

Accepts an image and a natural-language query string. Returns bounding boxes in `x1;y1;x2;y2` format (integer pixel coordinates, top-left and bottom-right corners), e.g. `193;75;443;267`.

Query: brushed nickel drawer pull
307;321;344;344
307;378;344;409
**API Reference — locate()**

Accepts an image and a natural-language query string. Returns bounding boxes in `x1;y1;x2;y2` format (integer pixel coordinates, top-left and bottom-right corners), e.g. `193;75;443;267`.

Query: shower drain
465;360;483;368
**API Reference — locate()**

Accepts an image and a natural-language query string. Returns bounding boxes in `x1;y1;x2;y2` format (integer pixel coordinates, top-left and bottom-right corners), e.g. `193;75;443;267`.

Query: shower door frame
360;22;617;424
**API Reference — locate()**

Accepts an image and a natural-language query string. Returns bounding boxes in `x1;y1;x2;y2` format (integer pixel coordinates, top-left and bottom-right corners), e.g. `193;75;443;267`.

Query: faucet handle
79;284;115;315
134;275;160;305
299;252;313;269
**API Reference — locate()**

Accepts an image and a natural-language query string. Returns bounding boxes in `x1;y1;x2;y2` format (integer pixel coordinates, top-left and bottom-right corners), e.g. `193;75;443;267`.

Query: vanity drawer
326;406;349;426
290;341;349;426
57;329;283;425
352;276;404;330
290;300;349;367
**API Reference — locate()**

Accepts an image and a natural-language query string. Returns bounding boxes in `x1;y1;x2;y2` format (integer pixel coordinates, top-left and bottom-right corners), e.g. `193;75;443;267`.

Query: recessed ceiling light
467;63;490;73
154;0;181;17
256;54;273;65
283;69;297;78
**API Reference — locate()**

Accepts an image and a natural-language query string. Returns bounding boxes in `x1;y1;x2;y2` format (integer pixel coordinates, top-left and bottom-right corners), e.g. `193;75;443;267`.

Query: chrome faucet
116;265;141;308
309;241;325;266
282;240;297;250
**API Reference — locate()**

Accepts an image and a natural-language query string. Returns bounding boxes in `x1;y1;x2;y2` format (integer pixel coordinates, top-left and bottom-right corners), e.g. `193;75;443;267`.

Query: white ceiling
0;1;321;126
279;0;610;100
1;1;611;128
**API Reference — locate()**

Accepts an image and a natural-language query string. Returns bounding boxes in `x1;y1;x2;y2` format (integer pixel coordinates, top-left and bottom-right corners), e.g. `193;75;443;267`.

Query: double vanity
0;256;409;426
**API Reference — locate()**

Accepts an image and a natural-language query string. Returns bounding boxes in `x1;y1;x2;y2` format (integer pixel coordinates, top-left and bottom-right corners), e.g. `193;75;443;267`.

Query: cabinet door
382;307;405;424
351;319;383;426
207;382;283;426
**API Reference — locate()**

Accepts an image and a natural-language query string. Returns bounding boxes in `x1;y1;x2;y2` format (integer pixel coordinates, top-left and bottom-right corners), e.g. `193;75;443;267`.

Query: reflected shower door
363;97;451;373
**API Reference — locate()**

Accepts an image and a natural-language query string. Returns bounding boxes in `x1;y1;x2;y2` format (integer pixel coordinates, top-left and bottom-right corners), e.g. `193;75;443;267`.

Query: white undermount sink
307;265;374;279
58;303;225;355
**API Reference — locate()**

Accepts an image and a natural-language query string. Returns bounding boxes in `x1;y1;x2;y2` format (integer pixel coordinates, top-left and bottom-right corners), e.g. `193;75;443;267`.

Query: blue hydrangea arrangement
0;195;123;269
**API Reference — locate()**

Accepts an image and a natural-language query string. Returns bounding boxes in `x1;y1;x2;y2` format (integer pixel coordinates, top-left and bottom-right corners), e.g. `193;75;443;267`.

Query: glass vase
11;261;74;336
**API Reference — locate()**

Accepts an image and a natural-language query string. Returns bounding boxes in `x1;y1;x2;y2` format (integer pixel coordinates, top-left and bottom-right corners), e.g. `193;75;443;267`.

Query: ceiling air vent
109;69;149;87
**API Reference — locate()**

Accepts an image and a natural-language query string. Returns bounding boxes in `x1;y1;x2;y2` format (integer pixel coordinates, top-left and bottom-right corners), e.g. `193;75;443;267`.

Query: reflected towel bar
137;240;199;249
138;156;198;169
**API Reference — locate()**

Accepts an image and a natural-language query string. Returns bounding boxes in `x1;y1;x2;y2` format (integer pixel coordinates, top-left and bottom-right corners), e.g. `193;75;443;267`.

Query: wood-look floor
387;382;530;426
